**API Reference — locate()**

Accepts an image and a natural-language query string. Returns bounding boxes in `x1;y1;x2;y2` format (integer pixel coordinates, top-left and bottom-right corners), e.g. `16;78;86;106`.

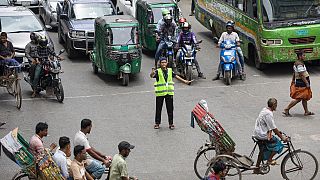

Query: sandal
282;110;292;117
304;112;315;116
154;124;160;129
169;124;175;130
267;160;277;166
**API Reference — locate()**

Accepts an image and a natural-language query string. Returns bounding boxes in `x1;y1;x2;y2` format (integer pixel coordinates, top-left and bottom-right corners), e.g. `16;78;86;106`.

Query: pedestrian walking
283;50;314;116
109;141;137;180
150;57;191;130
190;0;195;16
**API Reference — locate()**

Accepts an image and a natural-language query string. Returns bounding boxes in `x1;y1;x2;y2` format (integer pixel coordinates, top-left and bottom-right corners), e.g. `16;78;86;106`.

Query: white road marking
0;81;284;102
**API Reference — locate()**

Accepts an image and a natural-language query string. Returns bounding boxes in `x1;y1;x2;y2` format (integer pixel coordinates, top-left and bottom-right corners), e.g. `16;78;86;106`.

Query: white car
118;0;181;18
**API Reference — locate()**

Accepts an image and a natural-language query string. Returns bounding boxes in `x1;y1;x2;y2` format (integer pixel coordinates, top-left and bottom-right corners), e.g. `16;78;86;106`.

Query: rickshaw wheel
6;80;14;95
122;73;129;86
14;80;22;109
92;63;98;74
205;158;242;180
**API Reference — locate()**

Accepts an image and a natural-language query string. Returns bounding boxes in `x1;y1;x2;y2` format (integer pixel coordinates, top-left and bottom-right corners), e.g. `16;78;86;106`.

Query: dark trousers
155;95;174;125
191;0;195;13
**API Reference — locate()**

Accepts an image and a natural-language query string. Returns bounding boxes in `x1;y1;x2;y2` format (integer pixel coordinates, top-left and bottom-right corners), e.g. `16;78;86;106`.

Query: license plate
224;51;232;56
21;1;31;6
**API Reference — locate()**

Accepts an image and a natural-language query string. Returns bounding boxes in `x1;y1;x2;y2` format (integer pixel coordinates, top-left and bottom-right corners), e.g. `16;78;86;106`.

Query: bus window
246;0;257;18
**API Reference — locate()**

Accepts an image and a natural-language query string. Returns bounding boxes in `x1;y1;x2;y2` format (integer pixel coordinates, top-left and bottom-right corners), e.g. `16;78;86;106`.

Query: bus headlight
261;39;283;46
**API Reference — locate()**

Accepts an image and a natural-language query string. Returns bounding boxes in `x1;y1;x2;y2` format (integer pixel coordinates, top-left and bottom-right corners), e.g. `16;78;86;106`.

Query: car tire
67;38;77;59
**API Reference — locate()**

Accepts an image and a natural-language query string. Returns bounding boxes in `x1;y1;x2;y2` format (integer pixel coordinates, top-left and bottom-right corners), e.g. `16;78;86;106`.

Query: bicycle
205;134;319;180
0;63;22;109
194;140;216;179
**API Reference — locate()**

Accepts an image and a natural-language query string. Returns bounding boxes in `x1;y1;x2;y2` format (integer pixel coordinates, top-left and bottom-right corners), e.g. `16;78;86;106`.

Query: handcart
0;128;64;180
191;100;319;180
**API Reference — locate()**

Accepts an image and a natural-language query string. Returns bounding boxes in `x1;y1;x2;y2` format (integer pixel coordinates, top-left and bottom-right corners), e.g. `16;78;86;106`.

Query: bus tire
250;45;266;70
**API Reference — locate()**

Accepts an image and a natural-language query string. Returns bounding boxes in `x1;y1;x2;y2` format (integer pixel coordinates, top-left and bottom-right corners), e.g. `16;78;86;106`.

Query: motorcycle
159;35;177;68
24;49;65;102
177;41;202;81
219;40;244;85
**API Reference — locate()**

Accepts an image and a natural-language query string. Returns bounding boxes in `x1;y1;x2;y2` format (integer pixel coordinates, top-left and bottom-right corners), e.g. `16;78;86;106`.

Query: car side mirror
45;25;52;30
60;14;68;20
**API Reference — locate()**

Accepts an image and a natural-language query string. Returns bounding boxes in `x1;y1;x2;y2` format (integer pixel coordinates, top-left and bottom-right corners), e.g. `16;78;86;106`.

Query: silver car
0;7;54;67
39;0;61;29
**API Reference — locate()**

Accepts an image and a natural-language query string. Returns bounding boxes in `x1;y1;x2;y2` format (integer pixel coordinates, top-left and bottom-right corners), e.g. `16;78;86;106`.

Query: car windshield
110;27;138;45
151;6;175;23
0;15;43;32
0;0;9;6
262;0;320;23
71;3;114;20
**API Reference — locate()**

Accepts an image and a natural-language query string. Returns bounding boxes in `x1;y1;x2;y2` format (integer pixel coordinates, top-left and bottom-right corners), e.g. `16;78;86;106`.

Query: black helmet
212;160;226;174
226;20;235;28
38;35;48;48
30;32;37;42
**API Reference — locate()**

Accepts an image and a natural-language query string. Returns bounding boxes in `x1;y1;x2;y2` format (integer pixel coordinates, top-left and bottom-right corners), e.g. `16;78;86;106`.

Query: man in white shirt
53;136;72;179
252;98;288;174
74;119;112;179
214;21;245;80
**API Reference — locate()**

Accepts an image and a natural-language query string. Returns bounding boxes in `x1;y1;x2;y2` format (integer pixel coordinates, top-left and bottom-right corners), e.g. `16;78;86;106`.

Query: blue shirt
52;149;69;178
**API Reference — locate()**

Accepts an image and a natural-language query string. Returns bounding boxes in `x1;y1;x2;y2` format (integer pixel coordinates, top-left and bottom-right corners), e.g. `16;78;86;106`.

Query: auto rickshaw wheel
92;63;98;74
122;73;129;86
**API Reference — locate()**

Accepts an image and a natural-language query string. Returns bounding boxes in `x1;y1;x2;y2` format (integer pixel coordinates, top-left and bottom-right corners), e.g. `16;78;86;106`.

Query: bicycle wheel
194;147;216;179
281;150;319;180
14;79;22;109
6;79;14;95
205;158;242;180
12;172;29;180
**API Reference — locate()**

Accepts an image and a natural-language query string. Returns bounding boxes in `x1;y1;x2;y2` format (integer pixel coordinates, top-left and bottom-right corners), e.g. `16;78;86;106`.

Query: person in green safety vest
150;57;191;130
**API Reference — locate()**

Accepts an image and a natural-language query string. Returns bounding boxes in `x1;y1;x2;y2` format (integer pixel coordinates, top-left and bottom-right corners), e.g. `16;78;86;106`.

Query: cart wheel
194;147;216;179
14;80;22;109
6;80;14;95
205;158;242;180
92;62;98;74
55;82;64;103
122;73;129;86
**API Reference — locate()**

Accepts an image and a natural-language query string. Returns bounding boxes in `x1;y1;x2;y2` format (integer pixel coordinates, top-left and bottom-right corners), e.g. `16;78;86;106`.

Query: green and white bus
195;0;320;69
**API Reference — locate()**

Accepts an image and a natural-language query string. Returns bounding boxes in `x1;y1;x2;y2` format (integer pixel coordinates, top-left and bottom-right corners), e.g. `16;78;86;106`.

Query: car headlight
261;39;283;46
69;30;85;38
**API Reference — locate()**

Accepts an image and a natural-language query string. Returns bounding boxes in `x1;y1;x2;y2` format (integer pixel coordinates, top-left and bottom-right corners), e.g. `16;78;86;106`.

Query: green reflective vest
154;68;174;96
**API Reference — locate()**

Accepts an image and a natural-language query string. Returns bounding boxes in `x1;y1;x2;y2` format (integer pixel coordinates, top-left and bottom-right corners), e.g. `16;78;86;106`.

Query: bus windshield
262;0;320;27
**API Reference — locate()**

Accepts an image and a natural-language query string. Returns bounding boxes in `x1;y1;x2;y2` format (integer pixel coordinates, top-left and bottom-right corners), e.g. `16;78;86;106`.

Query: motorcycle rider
25;32;39;82
30;35;58;97
176;22;205;79
156;9;172;31
155;14;177;67
214;21;245;80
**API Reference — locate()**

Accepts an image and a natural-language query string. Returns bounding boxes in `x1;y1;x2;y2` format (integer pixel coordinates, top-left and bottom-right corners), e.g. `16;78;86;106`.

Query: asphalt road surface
1;1;320;180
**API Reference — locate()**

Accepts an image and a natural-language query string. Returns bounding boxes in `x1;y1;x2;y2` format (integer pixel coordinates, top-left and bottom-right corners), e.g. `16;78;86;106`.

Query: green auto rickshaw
136;0;179;51
90;15;142;86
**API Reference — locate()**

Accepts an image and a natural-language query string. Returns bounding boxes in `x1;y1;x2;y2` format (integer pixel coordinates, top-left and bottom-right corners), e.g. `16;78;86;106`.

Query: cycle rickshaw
0;61;22;109
191;100;319;180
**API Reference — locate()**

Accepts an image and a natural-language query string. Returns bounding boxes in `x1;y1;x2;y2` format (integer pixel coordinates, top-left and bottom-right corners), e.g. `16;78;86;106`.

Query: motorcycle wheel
122;73;129;86
55;82;64;103
168;55;173;68
225;70;232;85
186;65;193;81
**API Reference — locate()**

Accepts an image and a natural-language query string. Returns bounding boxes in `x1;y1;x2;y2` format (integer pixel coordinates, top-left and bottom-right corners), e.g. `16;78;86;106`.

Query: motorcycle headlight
167;42;173;47
70;30;85;38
